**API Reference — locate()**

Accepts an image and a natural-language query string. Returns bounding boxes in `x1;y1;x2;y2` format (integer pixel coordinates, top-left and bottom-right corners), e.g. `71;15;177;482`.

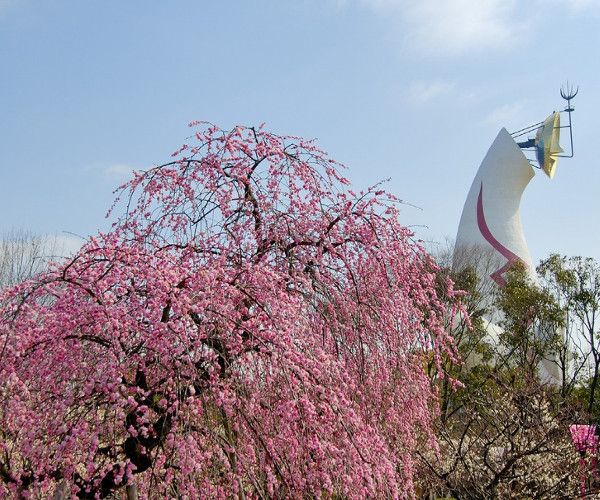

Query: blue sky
1;0;599;262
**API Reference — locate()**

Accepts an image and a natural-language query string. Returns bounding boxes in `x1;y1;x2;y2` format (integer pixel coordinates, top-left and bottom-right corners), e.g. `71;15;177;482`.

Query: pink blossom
570;424;598;453
0;123;458;498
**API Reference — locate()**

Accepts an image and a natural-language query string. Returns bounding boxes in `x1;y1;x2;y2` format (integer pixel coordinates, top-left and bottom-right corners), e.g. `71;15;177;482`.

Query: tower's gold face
536;112;563;179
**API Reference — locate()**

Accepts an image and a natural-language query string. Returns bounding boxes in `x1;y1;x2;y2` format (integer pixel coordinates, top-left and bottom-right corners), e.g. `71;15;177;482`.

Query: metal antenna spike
560;81;579;101
557;82;577;159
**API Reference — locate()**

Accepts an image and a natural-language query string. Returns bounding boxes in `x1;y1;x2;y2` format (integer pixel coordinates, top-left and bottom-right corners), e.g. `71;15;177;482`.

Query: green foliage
419;247;590;498
495;262;565;375
538;254;600;414
570;378;600;419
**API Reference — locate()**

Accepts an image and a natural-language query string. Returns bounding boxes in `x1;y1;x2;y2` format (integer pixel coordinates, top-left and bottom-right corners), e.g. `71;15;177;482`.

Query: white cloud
406;80;455;104
407;0;523;54
483;101;527;129
552;0;600;10
352;0;600;56
354;0;527;55
552;0;600;15
103;163;137;180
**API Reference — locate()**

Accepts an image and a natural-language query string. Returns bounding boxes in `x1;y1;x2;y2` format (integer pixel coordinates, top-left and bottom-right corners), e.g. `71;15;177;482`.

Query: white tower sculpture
453;85;577;384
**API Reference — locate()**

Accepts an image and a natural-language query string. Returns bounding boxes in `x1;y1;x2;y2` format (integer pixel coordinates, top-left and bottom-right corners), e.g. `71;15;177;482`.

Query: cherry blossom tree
0;123;457;498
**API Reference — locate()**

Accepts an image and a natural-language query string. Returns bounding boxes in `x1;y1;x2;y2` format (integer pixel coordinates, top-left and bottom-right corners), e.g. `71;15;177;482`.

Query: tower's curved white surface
454;127;537;285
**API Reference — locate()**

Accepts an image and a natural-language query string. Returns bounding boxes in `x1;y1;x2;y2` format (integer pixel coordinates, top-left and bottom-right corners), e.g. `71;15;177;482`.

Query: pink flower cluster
0;123;458;498
570;424;598;453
